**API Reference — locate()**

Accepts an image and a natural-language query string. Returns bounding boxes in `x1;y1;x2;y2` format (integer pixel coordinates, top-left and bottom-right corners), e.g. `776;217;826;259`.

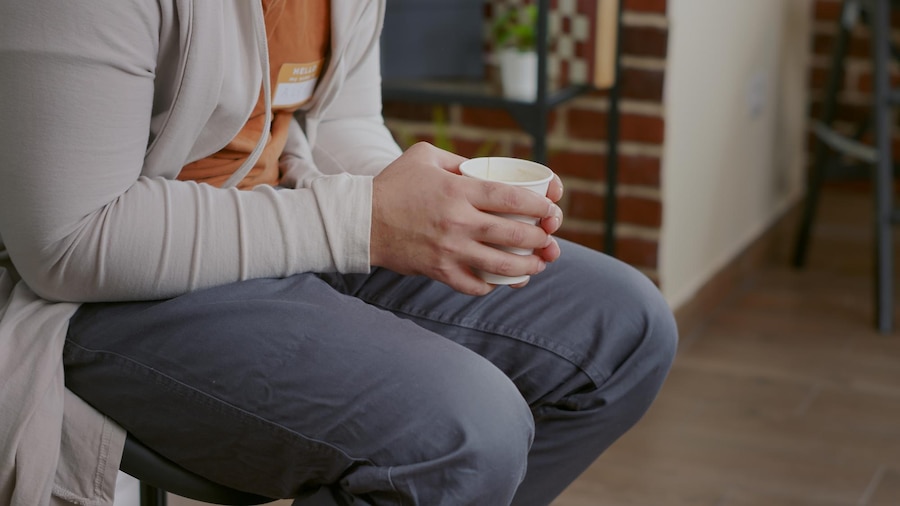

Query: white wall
660;0;811;309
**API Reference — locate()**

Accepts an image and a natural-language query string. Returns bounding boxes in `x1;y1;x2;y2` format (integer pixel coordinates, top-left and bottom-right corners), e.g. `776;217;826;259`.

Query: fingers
418;143;563;219
435;265;496;296
474;214;549;252
465;241;547;282
534;236;561;263
373;142;564;295
466;180;558;221
540;204;563;235
547;173;564;202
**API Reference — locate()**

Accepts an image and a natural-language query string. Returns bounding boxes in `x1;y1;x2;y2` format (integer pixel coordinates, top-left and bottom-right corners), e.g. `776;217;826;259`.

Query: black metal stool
120;434;276;506
793;0;899;333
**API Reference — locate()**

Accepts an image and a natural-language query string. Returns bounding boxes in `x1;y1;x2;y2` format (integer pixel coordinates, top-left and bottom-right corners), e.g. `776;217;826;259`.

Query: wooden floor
552;186;900;506
166;186;900;506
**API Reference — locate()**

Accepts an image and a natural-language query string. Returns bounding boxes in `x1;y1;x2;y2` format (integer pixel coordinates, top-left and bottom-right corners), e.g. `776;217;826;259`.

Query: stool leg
793;0;853;267
870;0;895;333
139;482;167;506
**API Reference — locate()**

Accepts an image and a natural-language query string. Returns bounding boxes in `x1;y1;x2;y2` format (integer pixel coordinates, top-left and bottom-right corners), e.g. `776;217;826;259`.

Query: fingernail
546;204;560;220
544;214;561;232
537;261;547;273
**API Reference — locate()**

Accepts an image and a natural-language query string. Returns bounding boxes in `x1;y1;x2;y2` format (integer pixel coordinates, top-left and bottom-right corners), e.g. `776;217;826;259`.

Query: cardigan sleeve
0;1;371;304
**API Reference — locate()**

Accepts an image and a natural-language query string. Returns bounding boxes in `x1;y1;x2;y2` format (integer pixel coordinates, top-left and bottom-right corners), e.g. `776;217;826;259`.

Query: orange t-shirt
179;0;331;189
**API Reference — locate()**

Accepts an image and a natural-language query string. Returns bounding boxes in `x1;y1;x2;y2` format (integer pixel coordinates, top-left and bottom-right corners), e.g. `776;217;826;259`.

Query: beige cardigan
0;1;401;504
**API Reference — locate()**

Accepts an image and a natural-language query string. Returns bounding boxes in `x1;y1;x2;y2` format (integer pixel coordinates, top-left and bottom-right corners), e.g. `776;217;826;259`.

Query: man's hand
370;143;564;295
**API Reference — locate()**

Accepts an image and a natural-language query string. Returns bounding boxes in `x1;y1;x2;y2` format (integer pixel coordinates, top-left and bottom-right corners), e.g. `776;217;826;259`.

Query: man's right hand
370;143;562;296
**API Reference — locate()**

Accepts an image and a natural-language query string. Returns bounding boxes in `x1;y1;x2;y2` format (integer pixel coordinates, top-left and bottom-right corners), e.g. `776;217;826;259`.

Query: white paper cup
459;157;554;285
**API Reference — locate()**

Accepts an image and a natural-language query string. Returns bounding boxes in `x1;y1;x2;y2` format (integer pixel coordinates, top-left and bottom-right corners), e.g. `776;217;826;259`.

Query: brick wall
809;0;900;166
382;0;670;280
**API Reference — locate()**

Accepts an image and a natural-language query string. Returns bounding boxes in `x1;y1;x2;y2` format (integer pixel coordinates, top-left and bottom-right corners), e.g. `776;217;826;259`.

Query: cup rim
459;157;553;187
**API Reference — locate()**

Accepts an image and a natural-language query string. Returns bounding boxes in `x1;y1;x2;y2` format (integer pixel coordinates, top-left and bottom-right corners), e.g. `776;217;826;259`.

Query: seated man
0;1;677;505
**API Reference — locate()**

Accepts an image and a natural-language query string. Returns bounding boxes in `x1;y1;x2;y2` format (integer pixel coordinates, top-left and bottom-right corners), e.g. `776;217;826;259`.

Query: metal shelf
382;79;591;109
382;79;592;162
379;0;623;255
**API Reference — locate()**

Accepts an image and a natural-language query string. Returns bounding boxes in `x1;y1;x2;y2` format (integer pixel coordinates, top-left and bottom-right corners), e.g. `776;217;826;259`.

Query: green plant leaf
491;4;538;51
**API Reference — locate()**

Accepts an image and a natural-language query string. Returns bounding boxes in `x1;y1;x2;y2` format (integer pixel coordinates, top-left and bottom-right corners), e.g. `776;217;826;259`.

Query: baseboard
673;200;802;342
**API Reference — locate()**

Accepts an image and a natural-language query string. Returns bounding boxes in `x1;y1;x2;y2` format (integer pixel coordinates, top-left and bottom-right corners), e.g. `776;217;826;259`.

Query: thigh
64;273;530;500
319;238;676;409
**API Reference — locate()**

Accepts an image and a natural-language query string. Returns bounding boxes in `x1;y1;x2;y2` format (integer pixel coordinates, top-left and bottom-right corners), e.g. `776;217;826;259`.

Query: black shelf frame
381;0;623;255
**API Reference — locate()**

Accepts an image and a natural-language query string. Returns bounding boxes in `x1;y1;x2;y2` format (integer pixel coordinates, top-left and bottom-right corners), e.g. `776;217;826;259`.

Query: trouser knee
561;262;677;425
387;354;534;505
602;274;678;421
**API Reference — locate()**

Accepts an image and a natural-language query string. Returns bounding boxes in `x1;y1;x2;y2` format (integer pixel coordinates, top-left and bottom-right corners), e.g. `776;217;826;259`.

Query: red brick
585;87;611;99
620;196;662;227
568;190;605;221
556;229;605;252
394;134;501;158
856;71;873;94
511;143;534;161
572;40;589;61
620;25;669;59
382;101;448;122
811;33;868;59
568;108;609;141
616;236;659;268
452;137;503;159
814;0;900;24
620;67;666;102
619;154;661;187
569;112;665;145
579;69;666;102
547;150;607;181
620;113;665;144
809;100;870;126
849;34;872;59
541;152;661;188
811;33;831;57
566;192;661;227
553;230;660;269
460;107;558;132
856;69;900;94
512;152;661;190
813;0;841;21
809;67;829;91
892;135;900;160
460;107;520;130
623;0;666;14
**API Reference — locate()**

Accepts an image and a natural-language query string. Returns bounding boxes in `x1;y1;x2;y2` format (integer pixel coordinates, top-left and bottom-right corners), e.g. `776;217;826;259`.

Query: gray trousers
63;239;677;506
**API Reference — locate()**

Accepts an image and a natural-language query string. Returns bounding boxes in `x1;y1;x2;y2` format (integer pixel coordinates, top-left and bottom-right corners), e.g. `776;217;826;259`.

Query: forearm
0;1;372;303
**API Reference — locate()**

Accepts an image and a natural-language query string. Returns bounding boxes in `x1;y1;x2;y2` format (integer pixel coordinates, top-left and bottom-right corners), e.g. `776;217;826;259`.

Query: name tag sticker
273;60;324;108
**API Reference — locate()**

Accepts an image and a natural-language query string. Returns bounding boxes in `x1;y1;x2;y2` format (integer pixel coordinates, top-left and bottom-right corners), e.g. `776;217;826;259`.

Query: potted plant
491;4;539;101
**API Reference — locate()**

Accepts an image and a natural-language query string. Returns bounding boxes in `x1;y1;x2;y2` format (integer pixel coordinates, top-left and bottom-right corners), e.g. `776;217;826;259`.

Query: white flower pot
498;48;538;102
